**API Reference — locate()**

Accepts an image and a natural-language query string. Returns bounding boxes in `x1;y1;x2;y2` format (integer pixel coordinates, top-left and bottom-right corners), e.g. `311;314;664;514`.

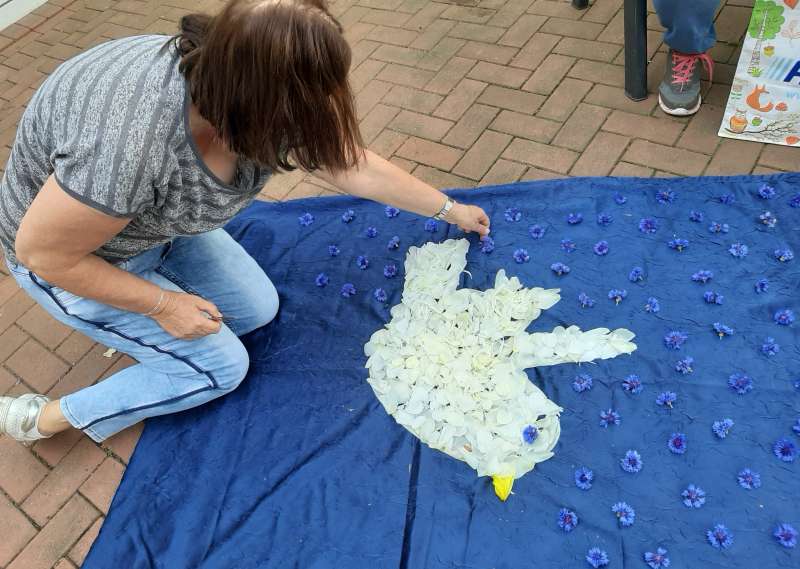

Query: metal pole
624;0;648;101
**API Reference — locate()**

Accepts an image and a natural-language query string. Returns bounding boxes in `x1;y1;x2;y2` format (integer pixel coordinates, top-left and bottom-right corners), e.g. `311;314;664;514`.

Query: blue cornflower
712;418;734;439
573;373;593;393
424;219;438;232
315;273;329;287
682;484;706;508
298;212;314;226
608;289;627;304
728;373;753;395
341;209;355;223
529;224;546;239
755;278;769;293
613;192;627;204
737;468;761;489
593;240;609;256
387;236;400;250
340;283;356;297
328;244;341;257
383;264;398;278
629;266;644;282
639;217;658;234
708;221;729;234
656;189;676;204
557;508;579;532
366;226;378;238
656;391;677;409
668;432;687;454
645;297;660;313
758;183;776;199
612;501;635;527
759;211;777;227
774;247;794;262
675;357;694;375
585;547;609;568
713;322;734;338
522;425;538;444
504;207;522;222
356;255;369;270
561;238;576;253
774;524;798;548
707;524;734;549
692;270;713;283
599;409;620;428
644;547;670;569
622;374;643;394
574;467;593;490
620;450;642;473
719;193;735;205
373;288;387;303
729;242;748;258
513;248;530;263
773;438;797;462
664;331;687;350
689;210;704;222
793;418;800;435
480;237;495;254
385;206;400;218
774;308;795;326
761;337;780;356
703;291;724;305
597;212;613;226
791;193;800;208
567;212;583;225
668;238;689;251
551;262;570;276
578;292;595;308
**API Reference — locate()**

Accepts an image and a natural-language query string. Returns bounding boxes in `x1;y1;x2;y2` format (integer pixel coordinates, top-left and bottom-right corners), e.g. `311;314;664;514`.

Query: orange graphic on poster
746;85;775;111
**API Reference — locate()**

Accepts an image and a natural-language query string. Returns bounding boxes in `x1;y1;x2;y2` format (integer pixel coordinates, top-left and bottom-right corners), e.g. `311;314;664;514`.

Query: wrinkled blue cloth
86;174;800;569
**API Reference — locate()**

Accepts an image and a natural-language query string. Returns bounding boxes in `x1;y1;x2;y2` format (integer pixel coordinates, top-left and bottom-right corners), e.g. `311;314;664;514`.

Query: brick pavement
0;0;794;567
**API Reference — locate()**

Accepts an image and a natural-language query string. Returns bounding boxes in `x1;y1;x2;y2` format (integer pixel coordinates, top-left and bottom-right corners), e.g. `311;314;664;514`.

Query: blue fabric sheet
85;174;800;569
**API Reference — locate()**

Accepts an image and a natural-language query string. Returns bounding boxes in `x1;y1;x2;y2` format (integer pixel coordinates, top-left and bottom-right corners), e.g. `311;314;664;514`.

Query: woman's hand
446;203;491;238
151;291;223;339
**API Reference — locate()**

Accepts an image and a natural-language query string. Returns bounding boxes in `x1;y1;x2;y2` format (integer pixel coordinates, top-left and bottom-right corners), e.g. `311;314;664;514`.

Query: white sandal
0;394;52;443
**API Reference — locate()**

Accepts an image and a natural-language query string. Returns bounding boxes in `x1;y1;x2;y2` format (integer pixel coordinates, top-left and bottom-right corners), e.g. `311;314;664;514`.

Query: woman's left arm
314;149;491;237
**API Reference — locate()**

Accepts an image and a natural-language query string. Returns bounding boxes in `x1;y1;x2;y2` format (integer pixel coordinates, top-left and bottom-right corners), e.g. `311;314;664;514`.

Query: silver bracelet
433;197;455;221
143;289;166;316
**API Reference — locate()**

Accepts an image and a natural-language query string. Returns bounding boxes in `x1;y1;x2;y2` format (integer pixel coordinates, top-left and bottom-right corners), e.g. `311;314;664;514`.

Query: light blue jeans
7;229;279;442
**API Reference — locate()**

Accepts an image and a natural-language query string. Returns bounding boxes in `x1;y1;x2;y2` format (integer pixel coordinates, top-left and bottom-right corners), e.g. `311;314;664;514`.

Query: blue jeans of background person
653;0;720;54
7;229;279;442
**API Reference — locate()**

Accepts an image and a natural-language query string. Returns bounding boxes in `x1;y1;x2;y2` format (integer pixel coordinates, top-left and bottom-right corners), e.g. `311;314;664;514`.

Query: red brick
553;103;611;151
527;0;583;19
442;103;499;149
489;0;536;28
53;558;78;569
79;457;124;514
0;289;36;335
583;0;623;24
715;5;752;44
0;365;19;393
0;275;19;304
408;17;453;50
33;428;83;468
0;325;28;362
553;37;621;63
284;182;324;200
440;5;496;24
350;58;386;92
480;158;527;186
458;41;517;65
403;2;447;31
99;354;136;380
48;343;117;399
0;494;37;566
567;60;625;87
522;53;575;95
602;110;686;145
453;130;512;180
359;103;401;145
16;305;72;349
68;517;103;567
540;17;604;40
0;437;49;502
491;110;560;146
467;61;530;89
365;25;418;47
376;63;434;89
102;421;143;463
7;495;99;569
570;131;630;176
54;332;95;365
537;77;592;122
501;138;578;173
369;129;408;158
388;156;416;172
521;166;564;180
433;78;486;120
411;165;475;189
623;140;710;176
509;32;560;70
21;438;105;526
372;43;424;66
6;339;69;393
477;85;545;115
611;162;655;177
389;109;453;140
583;84;659;115
395;137;463;170
424;56;475;94
752;165;784;175
382;85;443;114
448;22;505;44
498;14;547;48
361;7;411;27
759;145;799;172
356;79;393;115
705;139;761;175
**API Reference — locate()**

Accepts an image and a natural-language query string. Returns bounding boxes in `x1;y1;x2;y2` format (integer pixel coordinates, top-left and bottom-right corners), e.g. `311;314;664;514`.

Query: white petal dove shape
364;239;637;500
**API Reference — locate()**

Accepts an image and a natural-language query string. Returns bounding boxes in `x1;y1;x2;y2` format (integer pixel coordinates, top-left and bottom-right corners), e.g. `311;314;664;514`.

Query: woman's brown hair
175;0;363;173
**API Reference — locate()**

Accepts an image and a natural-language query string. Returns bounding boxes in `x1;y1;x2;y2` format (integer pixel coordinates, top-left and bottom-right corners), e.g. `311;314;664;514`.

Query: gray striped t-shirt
0;35;271;265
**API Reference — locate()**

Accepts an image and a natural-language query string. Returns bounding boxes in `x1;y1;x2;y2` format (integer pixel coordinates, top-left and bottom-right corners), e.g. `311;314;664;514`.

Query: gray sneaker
0;394;52;443
658;49;714;116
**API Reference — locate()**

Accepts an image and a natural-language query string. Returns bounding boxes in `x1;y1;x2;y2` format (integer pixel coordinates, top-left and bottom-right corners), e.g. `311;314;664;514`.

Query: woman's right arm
14;175;222;339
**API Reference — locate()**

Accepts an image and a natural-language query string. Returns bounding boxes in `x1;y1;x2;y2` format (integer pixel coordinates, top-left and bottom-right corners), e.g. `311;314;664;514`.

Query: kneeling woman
0;0;490;443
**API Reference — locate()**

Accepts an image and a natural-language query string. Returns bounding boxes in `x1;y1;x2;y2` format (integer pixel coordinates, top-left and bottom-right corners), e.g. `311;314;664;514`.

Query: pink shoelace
671;51;714;87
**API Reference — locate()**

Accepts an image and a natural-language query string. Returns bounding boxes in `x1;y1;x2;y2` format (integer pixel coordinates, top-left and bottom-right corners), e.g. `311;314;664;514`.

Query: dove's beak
492;474;514;501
